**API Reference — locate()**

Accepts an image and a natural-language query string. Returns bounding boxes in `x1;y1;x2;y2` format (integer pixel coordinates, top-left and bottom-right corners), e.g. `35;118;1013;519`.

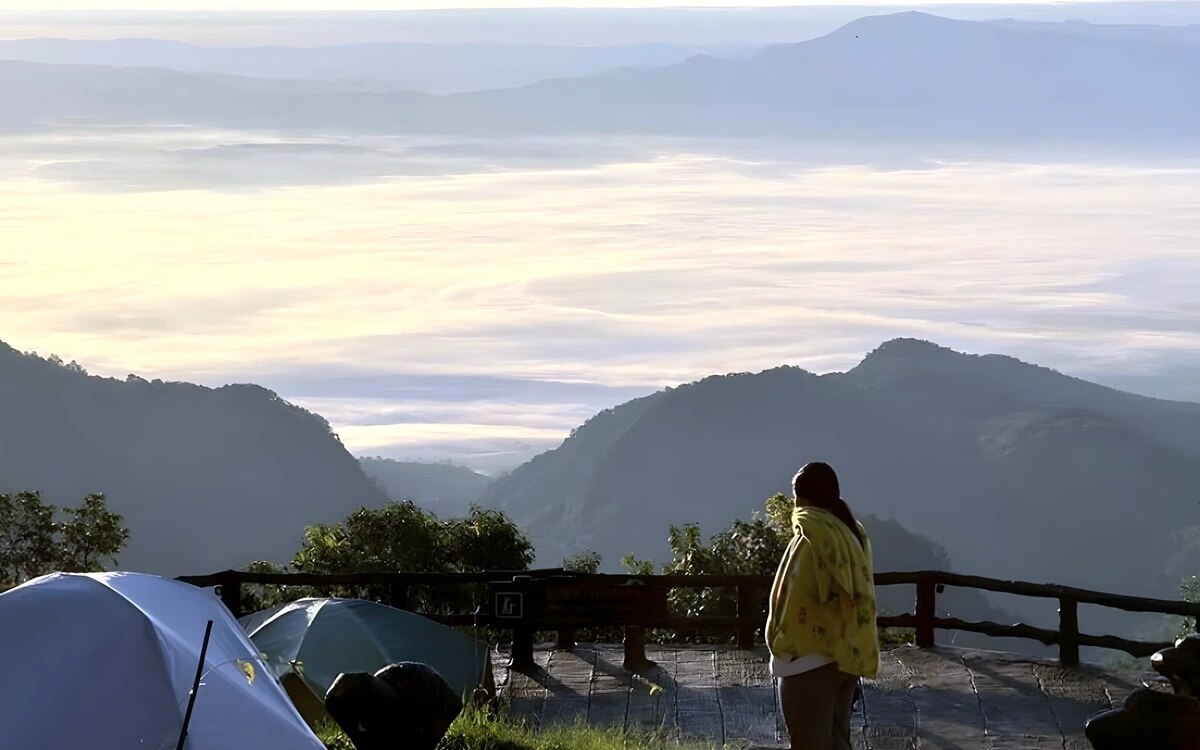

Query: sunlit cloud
3;131;1199;469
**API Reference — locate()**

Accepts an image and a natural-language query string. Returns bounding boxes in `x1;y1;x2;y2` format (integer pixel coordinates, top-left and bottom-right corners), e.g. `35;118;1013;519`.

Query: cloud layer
4;130;1198;469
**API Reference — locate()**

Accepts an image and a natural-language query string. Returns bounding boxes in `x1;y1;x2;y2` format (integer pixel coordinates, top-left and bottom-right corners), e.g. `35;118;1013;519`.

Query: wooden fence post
511;625;535;671
915;578;937;649
217;571;243;618
623;625;653;671
736;582;757;649
1059;598;1080;666
556;628;577;651
388;582;410;611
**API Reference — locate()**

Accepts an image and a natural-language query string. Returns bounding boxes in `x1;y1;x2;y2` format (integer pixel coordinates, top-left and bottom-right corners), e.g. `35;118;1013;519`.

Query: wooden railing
178;567;570;627
179;569;1200;668
876;571;1200;665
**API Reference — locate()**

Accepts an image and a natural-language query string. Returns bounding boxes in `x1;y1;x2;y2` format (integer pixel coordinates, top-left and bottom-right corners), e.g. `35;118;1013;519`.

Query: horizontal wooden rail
181;568;1200;668
875;570;1200;618
931;617;1172;658
178;567;571;588
877;614;919;629
188;568;1199;615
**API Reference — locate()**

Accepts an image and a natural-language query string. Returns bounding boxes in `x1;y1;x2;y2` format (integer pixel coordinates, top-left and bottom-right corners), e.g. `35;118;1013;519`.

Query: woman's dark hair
792;462;864;546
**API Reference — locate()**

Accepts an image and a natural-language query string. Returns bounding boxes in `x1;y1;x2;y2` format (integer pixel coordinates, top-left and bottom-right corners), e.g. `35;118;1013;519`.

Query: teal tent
240;598;494;727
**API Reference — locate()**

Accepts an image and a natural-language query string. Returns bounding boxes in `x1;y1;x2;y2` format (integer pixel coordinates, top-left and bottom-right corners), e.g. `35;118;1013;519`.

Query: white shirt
769;652;834;678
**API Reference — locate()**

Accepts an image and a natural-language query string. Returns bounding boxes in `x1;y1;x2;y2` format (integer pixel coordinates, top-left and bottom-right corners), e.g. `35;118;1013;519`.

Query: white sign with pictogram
494;591;524;619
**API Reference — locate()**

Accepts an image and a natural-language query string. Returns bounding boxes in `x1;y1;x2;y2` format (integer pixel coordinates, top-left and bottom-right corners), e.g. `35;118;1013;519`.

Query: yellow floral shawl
766;506;880;678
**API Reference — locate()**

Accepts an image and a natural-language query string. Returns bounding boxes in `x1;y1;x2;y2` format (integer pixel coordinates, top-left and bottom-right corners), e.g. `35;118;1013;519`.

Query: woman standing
767;462;880;750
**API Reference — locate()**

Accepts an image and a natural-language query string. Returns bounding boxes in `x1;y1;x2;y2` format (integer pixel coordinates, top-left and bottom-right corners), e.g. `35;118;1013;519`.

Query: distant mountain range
3;13;1198;141
454;12;1200;140
0;342;384;575
0;38;744;94
358;457;490;516
484;338;1200;614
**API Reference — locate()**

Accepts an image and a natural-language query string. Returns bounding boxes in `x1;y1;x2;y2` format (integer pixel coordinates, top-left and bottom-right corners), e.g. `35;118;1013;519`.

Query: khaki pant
778;663;858;750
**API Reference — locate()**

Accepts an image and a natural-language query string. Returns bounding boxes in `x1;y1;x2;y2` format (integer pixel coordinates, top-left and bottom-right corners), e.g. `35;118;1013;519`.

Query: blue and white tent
0;572;324;750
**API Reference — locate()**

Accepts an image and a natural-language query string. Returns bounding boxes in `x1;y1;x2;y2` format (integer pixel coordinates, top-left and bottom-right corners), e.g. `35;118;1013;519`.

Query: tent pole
176;619;214;750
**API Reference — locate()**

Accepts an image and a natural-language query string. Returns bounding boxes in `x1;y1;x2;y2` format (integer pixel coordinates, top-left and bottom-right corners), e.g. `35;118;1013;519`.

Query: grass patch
315;722;355;750
316;708;721;750
879;627;916;648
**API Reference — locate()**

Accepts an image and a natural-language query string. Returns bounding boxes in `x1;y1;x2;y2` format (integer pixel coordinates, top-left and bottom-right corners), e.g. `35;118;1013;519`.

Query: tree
443;506;535;573
624;494;791;574
291;501;534;576
0;491;58;588
563;549;602;574
620;554;656;576
241;560;315;614
57;493;130;573
622;496;790;634
0;491;130;589
621;492;1002;647
269;501;534;613
293;501;446;575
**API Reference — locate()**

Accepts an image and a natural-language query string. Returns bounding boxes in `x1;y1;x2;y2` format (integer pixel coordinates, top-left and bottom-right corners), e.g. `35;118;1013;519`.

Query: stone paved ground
492;644;1163;749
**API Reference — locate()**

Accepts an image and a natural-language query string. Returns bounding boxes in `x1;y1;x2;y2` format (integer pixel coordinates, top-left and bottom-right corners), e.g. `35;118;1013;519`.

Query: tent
0;572;324;750
242;598;495;726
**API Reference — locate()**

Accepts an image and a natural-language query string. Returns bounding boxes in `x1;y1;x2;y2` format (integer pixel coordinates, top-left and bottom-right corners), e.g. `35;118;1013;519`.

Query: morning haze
2;2;1199;709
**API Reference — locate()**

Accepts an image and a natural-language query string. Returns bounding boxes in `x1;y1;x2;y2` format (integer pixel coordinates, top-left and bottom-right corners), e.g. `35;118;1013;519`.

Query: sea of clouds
3;128;1198;471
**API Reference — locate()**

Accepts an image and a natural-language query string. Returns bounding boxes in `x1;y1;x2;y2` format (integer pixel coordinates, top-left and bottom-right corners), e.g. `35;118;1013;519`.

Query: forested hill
359;457;491;516
483;339;1200;606
9;333;1198;624
0;342;385;575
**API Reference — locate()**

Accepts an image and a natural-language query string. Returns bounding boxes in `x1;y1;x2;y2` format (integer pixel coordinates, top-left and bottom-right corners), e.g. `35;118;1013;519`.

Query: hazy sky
4;130;1198;470
6;3;1197;46
0;0;1118;8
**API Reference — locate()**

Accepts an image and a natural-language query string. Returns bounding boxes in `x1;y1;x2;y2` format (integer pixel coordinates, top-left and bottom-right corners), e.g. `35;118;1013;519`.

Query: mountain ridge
0;341;386;575
0;37;741;94
485;338;1200;623
4;13;1199;141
